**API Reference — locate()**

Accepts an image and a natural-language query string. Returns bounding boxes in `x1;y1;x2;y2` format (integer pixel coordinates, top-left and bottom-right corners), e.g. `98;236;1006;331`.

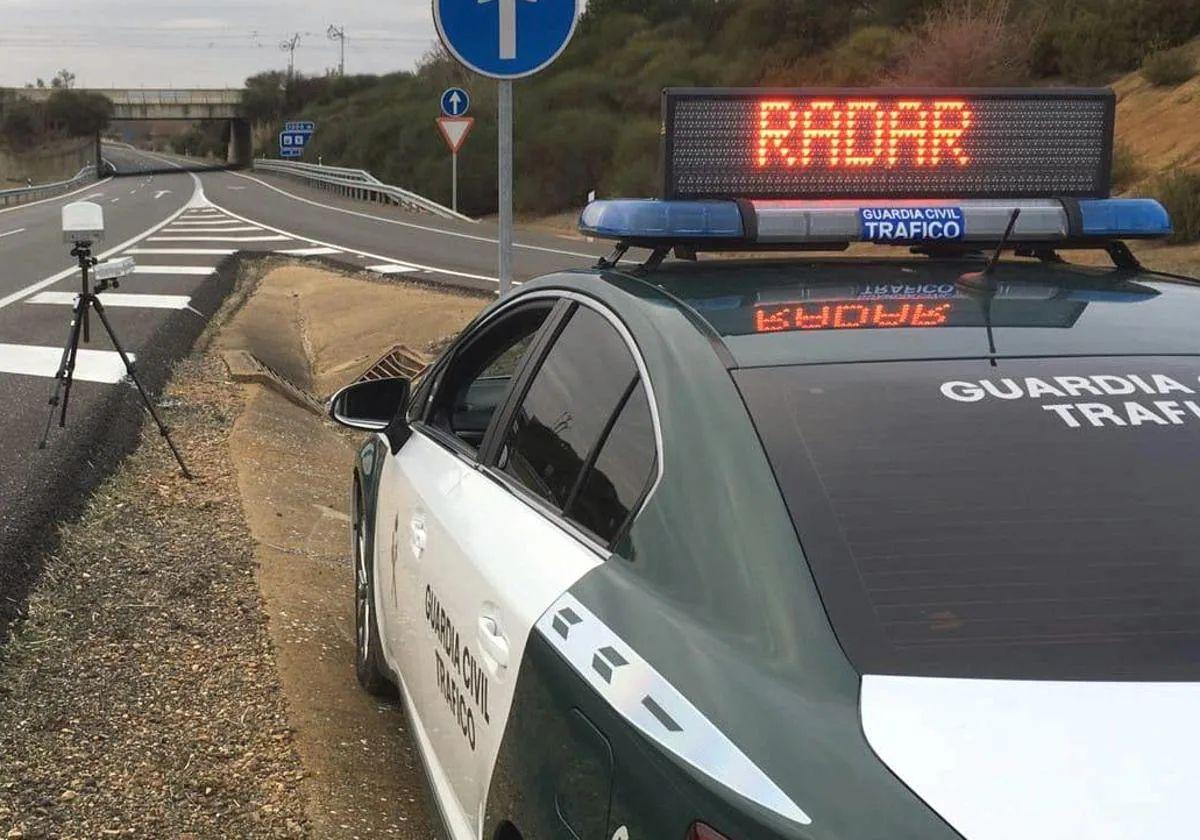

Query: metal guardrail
0;166;97;209
253;158;473;222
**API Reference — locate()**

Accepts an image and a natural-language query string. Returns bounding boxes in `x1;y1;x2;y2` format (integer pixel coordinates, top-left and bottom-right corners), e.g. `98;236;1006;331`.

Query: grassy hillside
249;0;1200;217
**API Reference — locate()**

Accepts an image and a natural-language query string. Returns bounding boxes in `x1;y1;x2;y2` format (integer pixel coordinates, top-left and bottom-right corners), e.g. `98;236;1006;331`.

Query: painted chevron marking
133;265;216;276
367;263;418;275
277;246;342;256
28;291;192;310
0;343;132;384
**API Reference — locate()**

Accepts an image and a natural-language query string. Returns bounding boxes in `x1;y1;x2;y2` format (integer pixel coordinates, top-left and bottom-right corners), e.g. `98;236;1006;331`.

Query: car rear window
736;357;1200;681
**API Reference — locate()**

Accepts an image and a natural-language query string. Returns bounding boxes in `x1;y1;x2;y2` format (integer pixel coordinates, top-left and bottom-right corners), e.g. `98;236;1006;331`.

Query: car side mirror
328;377;410;433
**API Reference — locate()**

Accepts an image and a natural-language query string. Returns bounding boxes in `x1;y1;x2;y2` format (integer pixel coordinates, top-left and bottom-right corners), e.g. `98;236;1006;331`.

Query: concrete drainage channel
222;343;430;417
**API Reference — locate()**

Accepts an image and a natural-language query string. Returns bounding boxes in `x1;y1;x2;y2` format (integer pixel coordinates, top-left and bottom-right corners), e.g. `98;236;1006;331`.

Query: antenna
958;208;1021;291
327;25;346;76
280;33;301;80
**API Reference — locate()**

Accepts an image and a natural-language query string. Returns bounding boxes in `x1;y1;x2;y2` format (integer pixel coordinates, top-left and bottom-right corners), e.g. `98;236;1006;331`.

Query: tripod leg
90;299;193;479
38;295;86;449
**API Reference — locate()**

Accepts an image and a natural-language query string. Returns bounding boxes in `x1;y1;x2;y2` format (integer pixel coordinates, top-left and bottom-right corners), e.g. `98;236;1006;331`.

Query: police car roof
628;257;1200;369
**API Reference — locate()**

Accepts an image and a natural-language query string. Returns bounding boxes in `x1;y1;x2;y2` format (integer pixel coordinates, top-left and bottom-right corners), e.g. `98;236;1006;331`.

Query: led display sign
663;88;1115;200
750;298;1087;334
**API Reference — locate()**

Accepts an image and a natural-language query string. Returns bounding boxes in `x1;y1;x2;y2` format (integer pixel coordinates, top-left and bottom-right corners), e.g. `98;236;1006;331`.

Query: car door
415;298;659;838
371;299;560;833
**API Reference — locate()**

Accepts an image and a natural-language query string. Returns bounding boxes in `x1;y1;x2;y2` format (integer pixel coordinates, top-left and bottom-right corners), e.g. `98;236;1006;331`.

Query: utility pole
280;33;301;81
327;25;346;77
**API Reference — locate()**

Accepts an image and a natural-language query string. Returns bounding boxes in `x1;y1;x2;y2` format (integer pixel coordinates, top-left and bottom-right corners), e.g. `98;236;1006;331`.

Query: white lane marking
110;198;120;203
0;173;201;311
28;291;192;310
224;169;603;260
170;219;244;226
126;247;235;256
133;265;216;276
367;263;418;275
0;228;26;240
148;234;290;242
0;177;115;218
228;185;247;190
278;246;341;256
206;200;497;284
0;343;132;384
162;226;261;233
155;190;171;199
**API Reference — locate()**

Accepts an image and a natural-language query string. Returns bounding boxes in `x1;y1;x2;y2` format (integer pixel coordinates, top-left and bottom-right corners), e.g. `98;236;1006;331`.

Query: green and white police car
330;88;1198;840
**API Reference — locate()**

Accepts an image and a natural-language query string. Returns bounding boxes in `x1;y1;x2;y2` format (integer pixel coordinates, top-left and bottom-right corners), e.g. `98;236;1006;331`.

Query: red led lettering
912;302;952;326
755;99;973;169
844;101;883;167
753;301;955;332
871;303;912;327
802;101;842;166
832;304;869;328
888;101;928;166
796;305;831;330
755;306;790;332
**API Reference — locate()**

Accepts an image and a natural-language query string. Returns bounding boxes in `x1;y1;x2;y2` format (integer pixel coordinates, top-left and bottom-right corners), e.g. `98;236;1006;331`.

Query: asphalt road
0;144;616;631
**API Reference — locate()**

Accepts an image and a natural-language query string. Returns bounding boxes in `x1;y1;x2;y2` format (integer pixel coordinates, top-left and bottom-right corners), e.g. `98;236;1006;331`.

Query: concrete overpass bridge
4;88;252;171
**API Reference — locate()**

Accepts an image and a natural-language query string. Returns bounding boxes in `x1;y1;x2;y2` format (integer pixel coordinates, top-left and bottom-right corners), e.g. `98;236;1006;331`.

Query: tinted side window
501;306;636;511
566;381;656;544
427;304;552;452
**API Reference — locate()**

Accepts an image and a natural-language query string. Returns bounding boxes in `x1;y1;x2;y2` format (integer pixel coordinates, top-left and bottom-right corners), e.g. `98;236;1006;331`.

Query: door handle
409;515;426;558
477;614;510;669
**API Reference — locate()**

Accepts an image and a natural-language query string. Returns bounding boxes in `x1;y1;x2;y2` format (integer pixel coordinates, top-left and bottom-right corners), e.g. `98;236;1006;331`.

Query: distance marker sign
434;0;580;79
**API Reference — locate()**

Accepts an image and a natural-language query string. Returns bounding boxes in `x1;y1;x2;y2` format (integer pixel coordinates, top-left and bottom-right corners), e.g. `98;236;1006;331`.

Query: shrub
823;26;912;85
1142;47;1196;87
892;0;1037;86
1154;169;1200;244
1110;142;1144;193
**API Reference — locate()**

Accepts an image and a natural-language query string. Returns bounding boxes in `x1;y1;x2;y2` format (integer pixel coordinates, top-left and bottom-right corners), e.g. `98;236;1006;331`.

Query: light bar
578;198;1171;247
578;199;743;240
663;88;1116;200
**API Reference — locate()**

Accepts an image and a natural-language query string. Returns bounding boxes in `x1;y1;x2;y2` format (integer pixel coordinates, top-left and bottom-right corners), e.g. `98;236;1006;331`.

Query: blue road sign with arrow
434;0;580;79
440;87;471;117
279;129;312;158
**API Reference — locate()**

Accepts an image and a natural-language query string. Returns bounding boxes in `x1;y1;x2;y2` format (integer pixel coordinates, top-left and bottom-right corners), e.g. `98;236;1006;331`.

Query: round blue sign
440;87;471;117
434;0;580;80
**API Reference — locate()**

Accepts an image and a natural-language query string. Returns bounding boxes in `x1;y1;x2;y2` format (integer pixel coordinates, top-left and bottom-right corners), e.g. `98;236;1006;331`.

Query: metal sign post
433;0;580;297
498;81;513;295
439;89;473;217
436;115;474;214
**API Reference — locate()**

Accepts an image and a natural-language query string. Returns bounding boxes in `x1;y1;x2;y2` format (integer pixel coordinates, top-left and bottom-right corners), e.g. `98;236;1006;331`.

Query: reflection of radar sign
38;202;192;478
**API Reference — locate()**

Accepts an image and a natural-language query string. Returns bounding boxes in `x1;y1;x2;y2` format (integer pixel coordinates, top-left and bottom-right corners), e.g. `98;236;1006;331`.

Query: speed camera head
62;201;105;245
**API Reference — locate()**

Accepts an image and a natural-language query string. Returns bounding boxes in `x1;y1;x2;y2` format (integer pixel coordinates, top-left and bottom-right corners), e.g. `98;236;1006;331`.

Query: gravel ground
0;353;309;839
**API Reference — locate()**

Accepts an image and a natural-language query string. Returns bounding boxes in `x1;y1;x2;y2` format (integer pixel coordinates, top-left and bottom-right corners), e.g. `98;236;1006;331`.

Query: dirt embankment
0;260;485;840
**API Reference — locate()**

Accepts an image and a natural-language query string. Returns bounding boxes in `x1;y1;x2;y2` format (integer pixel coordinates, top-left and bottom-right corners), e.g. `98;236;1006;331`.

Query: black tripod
38;242;193;479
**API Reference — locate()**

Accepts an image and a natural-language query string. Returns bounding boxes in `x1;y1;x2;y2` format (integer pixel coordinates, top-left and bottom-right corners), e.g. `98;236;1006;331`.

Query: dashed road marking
0;343;132;384
0;228;25;240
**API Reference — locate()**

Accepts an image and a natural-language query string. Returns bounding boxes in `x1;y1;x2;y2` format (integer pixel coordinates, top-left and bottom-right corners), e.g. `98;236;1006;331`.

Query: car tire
354;483;391;696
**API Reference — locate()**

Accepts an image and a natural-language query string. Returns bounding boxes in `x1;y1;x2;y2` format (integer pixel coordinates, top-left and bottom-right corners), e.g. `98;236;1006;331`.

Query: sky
0;0;438;88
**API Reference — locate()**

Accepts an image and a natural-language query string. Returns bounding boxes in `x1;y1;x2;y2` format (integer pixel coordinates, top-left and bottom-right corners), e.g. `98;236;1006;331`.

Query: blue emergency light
580;87;1173;256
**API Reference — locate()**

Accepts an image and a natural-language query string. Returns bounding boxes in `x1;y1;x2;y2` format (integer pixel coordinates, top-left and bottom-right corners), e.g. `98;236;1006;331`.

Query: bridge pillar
227;119;253;169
